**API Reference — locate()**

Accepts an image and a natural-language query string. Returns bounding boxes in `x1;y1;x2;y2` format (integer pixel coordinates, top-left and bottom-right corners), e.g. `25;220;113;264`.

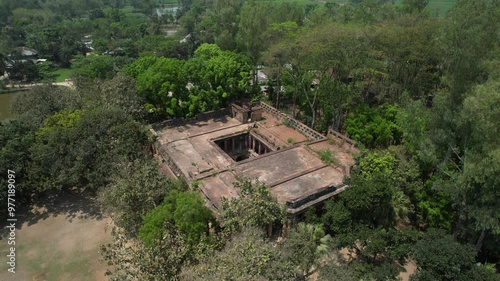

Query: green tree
138;196;176;247
137;35;190;59
318;263;357;281
453;79;500;253
411;229;498;281
11;85;80;127
236;1;271;66
102;226;189;281
122;55;159;79
0;52;8;74
370;16;442;102
282;223;332;275
135;56;187;116
139;190;214;246
178;1;205;52
349;0;396;25
173;191;214;244
6;59;39;84
29;107;149;192
184;44;252;114
441;0;499;103
25;20;87;65
323;147;422;231
0;120;35;219
274;23;368;129
397;100;438;171
401;0;429;14
37;108;83;136
197;0;241;51
35;61;57;81
337;174;394;228
220;179;287;237
99;159;176;236
127;45;252;117
346;104;402;148
71;54;115;79
187;44;252;93
180;228;300;281
79;73;146;121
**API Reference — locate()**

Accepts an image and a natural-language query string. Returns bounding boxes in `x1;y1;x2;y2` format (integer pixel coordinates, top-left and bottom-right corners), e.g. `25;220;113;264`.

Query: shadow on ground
0;188;104;237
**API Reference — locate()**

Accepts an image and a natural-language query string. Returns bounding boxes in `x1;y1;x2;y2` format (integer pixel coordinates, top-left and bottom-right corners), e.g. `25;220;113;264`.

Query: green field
427;0;456;16
125;12;147;25
155;0;179;4
51;68;72;82
261;0;456;15
395;0;456;16
265;0;324;5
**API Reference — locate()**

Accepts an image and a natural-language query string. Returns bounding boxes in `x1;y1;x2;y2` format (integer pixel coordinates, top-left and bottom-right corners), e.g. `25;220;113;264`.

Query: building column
224;140;228;151
232;137;235;152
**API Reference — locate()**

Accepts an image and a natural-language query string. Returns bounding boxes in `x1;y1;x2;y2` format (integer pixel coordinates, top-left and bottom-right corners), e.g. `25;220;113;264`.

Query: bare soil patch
399;259;417;281
0;189;112;281
258;112;309;144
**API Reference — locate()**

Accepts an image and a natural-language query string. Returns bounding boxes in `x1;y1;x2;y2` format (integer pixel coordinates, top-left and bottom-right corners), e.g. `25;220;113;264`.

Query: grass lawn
51;68;72;83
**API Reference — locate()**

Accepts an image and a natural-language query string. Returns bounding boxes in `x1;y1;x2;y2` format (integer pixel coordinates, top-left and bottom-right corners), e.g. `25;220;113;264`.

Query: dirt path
400;259;417;281
0;190;112;281
5;81;74;89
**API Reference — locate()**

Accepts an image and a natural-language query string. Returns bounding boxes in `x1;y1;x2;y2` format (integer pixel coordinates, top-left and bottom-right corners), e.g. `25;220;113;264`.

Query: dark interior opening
214;132;272;162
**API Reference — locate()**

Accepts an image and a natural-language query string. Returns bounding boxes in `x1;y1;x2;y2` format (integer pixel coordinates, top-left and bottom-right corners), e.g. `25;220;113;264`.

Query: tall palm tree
390;188;412;225
284;223;332;276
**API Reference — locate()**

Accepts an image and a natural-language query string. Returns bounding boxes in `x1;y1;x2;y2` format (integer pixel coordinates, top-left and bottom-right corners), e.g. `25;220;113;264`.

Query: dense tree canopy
411;229;498;281
181;228;300;281
124;44;252;117
1;0;499;279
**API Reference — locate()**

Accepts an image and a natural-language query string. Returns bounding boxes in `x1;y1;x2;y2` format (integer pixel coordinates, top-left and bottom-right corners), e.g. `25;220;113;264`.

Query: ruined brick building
152;102;357;215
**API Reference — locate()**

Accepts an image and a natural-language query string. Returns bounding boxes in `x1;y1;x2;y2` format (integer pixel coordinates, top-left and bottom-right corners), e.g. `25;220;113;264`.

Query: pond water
0;92;18;122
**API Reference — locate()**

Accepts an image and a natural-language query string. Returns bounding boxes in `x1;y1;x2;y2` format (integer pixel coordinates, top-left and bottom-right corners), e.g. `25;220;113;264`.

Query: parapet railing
258;102;326;141
285;183;347;210
327;128;357;147
156;144;186;179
